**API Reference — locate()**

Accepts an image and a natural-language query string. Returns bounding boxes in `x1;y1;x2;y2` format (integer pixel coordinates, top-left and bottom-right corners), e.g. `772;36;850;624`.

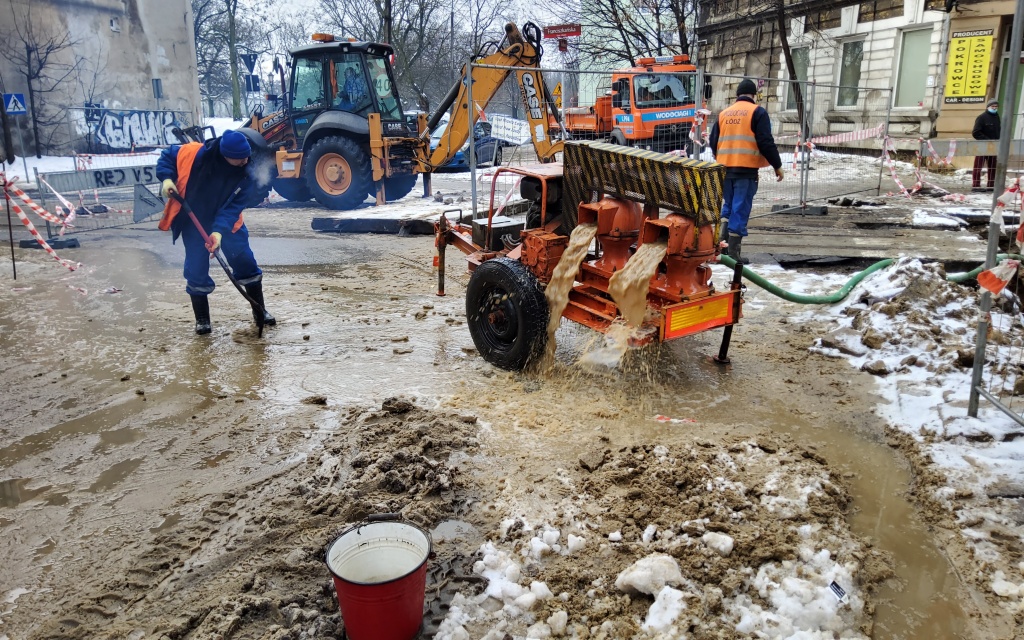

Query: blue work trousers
180;220;262;296
721;176;759;237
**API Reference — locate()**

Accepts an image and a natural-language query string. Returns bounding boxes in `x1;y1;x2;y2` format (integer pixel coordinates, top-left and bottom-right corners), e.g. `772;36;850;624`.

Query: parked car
429;121;510;170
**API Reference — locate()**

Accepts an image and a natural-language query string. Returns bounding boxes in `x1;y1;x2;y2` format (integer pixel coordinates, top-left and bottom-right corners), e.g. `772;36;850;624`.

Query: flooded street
0;203;1013;638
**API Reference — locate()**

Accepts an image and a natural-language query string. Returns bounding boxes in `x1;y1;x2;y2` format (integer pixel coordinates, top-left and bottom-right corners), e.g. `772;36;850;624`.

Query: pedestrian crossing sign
3;93;26;115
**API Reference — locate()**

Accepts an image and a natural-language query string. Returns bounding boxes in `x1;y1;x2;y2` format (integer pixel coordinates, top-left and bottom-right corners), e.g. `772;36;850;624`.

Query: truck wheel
610;130;627;146
305;136;372;210
272;177;311;202
466;258;549;371
382;174;418;201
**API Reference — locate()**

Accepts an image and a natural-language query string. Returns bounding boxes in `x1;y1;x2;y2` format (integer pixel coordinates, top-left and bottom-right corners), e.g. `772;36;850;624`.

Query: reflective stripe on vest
716;101;769;169
158;142;203;231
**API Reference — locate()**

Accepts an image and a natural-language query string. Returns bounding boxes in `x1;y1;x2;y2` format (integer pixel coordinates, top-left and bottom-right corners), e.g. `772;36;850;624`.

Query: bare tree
0;1;80;156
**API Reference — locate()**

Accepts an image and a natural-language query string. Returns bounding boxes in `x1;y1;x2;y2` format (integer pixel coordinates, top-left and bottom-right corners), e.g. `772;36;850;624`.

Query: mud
0;204;1017;638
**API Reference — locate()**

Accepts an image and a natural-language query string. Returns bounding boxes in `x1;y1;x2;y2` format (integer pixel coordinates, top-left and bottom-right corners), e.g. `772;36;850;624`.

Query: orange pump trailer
434;141;744;371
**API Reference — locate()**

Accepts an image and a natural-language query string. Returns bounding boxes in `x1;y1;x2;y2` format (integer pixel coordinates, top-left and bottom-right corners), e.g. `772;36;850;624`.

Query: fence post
878;88;893;196
969;0;1024;416
467;59;477;221
800;81;814;210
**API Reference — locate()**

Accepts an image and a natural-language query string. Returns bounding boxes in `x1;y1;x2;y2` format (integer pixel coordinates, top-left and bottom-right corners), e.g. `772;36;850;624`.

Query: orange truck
563;55;699;154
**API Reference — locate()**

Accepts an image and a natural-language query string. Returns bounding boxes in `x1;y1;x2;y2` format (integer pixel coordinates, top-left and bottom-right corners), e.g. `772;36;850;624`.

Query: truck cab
610;56;697;153
564;55;698;154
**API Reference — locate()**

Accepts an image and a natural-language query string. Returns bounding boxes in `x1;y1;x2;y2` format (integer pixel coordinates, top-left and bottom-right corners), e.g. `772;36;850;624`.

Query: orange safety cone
977;260;1019;295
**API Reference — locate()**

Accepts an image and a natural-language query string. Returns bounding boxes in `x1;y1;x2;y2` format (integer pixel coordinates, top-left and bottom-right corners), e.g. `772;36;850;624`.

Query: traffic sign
240;53;258;74
553;82;562;109
4;93;27;115
244;74;260;92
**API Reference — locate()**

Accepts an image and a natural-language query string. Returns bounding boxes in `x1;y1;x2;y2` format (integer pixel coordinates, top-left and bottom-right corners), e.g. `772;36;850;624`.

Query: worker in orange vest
156;130;275;335
709;79;784;264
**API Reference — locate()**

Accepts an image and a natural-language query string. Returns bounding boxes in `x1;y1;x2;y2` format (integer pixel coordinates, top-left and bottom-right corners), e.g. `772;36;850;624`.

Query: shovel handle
170;193;214;245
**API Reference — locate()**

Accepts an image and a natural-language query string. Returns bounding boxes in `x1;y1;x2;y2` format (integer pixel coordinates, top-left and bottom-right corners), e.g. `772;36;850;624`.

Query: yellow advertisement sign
944;29;994;104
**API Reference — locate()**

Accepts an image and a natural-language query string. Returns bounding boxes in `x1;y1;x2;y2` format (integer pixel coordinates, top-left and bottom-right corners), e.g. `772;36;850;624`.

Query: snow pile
910;208;967;228
799;257;1024;609
434;442;873;638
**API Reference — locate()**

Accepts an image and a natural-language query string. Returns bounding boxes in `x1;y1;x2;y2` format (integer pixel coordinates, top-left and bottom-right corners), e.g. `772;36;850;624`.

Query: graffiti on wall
87;109;183;150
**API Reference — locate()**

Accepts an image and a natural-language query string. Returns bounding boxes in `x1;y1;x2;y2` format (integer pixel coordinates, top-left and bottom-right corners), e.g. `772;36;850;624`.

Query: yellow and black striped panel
563;141;725;229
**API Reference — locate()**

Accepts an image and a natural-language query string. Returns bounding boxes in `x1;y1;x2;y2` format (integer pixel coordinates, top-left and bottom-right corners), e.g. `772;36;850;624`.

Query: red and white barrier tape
807;123;885;146
74;149;157;171
1;174;79;271
5;179;68;229
882;137;911;199
921;138;956;166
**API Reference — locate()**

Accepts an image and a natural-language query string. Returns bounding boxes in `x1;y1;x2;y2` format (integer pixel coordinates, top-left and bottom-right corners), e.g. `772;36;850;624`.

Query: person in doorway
709;78;784;264
972;98;1000;191
156;129;275;335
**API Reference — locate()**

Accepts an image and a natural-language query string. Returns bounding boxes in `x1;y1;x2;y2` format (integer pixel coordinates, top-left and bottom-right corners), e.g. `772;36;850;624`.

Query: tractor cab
286;35;412;142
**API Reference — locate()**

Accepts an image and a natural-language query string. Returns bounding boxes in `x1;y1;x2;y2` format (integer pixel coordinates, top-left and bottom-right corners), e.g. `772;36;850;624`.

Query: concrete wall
0;0;201;152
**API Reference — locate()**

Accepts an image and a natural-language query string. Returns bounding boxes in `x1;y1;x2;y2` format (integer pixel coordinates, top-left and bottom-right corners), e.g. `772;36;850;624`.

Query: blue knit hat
220;130;251;159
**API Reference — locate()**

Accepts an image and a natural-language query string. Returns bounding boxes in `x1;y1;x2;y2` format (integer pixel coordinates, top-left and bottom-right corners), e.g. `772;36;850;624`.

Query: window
858;0;904;23
633;73;695;108
292;57;325;110
366;55;402;121
811;8;842;31
329;53;371;115
895;29;931;107
837;41;864;106
786;47;810;110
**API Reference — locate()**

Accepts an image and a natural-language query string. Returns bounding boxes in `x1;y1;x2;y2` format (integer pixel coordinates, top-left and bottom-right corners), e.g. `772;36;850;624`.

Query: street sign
133;183;164;223
553;83;563;109
244;74;260;92
489;115;531;145
3;93;26;115
543;23;581;39
240;53;258;74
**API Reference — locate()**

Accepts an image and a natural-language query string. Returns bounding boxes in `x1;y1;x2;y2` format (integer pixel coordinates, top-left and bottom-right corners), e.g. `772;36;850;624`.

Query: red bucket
325;517;432;640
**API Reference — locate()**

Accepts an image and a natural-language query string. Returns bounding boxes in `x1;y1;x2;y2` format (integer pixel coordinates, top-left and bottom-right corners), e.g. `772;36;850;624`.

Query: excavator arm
424;22;563;169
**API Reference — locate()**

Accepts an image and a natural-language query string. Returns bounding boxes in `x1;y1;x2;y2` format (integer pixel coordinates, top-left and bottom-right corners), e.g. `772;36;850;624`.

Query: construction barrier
2;172;80;271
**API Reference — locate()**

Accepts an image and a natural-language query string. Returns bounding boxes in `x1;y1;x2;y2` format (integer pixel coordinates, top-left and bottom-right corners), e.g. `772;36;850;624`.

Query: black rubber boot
727;233;750;265
190;295;212;335
244;282;276;326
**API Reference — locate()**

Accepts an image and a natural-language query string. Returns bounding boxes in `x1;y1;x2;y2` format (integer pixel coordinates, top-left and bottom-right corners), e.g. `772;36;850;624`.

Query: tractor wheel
272;177;311;202
305;136;372;210
382;174;418;201
466;258;549;371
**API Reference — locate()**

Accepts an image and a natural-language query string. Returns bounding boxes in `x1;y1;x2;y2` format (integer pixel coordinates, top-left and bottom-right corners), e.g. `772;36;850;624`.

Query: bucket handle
366;512;401;522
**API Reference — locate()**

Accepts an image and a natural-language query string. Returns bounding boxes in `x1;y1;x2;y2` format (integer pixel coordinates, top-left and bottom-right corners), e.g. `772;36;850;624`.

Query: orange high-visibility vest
716;100;769;170
158;142;245;233
158;142;202;231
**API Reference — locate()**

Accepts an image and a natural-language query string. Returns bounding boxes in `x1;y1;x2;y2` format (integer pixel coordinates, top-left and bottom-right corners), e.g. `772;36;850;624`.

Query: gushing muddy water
542;223;596;361
608;240;668;326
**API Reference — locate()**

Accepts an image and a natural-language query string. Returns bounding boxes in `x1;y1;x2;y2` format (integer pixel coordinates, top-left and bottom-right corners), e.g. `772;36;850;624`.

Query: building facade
0;0;202;153
697;0;1021;148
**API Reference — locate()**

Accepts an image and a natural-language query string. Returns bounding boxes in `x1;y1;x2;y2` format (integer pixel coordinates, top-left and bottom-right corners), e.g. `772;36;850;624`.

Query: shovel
170;193;266;337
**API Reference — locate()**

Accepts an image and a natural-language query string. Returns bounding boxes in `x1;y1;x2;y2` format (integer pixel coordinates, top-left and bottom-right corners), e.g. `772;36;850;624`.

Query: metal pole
969;0;1024;416
801;81;814;209
467;59;477;220
878;88;892;195
16;119;28;184
4;176;15;280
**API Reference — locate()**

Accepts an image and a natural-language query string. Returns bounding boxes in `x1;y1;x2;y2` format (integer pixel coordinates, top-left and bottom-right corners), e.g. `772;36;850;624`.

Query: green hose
718;253;1022;304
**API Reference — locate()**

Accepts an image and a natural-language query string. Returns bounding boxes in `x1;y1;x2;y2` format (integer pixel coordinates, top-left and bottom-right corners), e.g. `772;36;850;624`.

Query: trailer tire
272;177;311;202
466;258;549;371
305;136;372;210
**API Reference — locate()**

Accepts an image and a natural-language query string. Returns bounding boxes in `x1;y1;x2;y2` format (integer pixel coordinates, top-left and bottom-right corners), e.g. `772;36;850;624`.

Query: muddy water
543;223;596;344
608;240;667;326
0;230;971;638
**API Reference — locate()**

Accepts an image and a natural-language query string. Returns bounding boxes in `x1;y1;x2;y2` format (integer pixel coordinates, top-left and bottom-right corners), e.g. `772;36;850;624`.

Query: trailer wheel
381;174;418;201
272;177;311;202
305;136;372;210
466;258;549;371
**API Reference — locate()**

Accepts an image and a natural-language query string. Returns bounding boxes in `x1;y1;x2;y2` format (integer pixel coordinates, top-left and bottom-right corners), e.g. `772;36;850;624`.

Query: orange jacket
158;142;202;232
714;100;770;170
